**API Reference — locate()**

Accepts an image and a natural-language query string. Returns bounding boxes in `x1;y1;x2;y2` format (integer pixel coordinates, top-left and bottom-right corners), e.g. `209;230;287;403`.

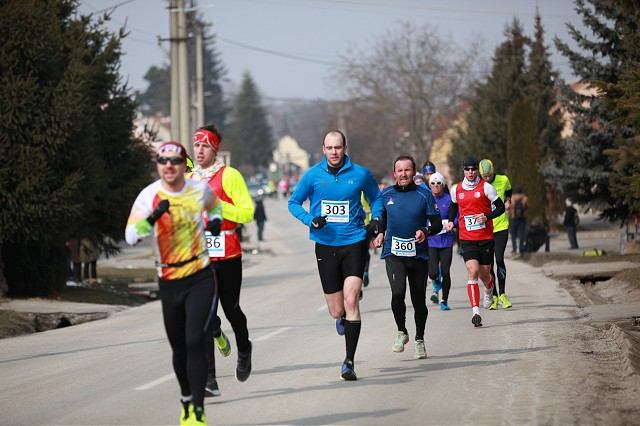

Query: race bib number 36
205;231;225;257
391;236;416;257
464;214;486;231
321;200;349;223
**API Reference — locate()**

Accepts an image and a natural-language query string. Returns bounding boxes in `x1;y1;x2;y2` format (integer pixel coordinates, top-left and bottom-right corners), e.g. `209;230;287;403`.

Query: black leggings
159;267;218;408
491;230;508;296
385;257;428;340
207;257;250;376
428;246;453;302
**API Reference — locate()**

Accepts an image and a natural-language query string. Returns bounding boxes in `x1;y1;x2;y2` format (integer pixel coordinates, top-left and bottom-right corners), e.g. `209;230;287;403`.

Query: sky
78;0;587;101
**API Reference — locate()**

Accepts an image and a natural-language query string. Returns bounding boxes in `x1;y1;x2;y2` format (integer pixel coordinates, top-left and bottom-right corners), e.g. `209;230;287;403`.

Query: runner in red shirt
446;158;505;327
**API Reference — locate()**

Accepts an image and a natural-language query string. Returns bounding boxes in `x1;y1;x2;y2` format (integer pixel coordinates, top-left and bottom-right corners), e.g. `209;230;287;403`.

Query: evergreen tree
526;10;565;220
449;19;528;179
136;65;170;116
549;0;630;221
507;98;545;222
0;0;152;296
226;72;274;171
594;0;640;219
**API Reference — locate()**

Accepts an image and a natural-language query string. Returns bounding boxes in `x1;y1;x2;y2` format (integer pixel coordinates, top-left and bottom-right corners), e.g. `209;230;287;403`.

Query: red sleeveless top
456;180;494;241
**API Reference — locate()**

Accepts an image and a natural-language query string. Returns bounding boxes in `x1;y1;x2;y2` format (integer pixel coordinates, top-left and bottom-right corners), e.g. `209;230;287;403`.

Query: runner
125;141;221;426
188;125;255;396
447;157;505;327
421;161;444;302
426;172;457;311
479;159;513;310
288;129;382;380
372;155;442;359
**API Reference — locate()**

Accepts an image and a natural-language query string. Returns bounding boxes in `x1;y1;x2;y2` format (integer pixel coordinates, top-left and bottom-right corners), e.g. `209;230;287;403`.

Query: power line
218;37;338;66
93;0;140;15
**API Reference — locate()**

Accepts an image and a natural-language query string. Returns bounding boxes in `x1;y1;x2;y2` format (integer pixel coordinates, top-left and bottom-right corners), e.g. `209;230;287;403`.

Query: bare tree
335;22;481;163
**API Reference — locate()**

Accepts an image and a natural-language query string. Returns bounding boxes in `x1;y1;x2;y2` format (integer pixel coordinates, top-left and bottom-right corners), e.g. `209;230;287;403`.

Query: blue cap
422;164;436;174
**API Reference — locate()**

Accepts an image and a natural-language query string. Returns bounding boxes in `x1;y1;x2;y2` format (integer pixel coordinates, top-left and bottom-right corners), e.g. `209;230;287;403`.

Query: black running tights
385;257;428;340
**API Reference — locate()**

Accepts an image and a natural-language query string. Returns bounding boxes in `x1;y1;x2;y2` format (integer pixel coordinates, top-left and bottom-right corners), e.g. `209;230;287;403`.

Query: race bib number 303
321;200;349;223
463;214;486;231
205;231;225;257
391;236;416;257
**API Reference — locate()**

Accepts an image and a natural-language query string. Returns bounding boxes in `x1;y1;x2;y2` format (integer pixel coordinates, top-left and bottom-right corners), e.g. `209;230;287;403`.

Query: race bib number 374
321;200;349;223
463;214;486;231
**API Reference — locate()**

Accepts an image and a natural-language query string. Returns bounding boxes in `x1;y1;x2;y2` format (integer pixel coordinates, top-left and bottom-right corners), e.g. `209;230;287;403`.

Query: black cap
463;157;478;168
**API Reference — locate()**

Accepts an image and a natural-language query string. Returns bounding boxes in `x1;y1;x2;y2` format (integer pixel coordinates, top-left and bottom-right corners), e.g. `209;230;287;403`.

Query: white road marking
254;327;291;342
135;373;174;391
136;327;291;391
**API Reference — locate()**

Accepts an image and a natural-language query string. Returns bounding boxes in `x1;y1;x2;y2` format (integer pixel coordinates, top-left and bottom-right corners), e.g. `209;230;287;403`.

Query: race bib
205;231;225;257
391;236;416;257
321;200;349;223
463;214;486;231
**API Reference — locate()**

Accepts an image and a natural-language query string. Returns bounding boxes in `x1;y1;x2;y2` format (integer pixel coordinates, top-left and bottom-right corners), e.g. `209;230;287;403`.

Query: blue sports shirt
288;155;382;246
374;184;438;260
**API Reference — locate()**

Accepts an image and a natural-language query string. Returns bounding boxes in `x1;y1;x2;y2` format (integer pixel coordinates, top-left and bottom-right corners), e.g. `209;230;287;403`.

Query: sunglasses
430;181;443;186
157;156;185;165
464;167;477;171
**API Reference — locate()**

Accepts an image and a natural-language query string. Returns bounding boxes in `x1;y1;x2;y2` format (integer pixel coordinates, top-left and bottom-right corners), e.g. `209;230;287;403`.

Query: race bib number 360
205;231;225;257
321;200;349;223
463;214;486;231
391;236;416;257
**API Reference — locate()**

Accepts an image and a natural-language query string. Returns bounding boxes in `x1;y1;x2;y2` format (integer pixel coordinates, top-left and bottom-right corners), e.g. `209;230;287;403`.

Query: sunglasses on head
464;167;477;171
157;156;185;165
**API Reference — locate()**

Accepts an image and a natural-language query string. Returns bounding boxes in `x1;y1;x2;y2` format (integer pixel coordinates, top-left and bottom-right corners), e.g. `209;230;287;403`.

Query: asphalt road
0;197;629;425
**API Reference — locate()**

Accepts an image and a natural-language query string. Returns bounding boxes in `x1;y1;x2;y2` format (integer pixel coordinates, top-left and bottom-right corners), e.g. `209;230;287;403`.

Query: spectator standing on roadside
563;200;580;249
80;238;98;285
254;196;267;241
510;187;528;256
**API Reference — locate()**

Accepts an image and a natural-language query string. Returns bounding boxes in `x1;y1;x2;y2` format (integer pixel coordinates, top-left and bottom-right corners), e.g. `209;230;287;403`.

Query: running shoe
204;375;220;397
392;331;409;352
430;292;439;304
214;330;231;357
472;313;483;327
499;293;513;309
192;406;207;426
482;288;494;309
489;295;498;310
179;400;192;426
336;318;345;336
236;341;252;382
340;359;357;381
432;278;442;293
439;301;450;311
363;271;369;287
414;339;427;359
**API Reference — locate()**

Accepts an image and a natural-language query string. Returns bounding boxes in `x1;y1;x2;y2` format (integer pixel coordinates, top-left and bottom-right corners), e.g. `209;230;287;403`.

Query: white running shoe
483;287;494;309
392;331;409;352
414;339;427;359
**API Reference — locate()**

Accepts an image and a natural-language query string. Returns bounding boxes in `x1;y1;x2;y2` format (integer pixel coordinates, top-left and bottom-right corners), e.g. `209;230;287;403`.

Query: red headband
193;129;221;152
157;141;187;159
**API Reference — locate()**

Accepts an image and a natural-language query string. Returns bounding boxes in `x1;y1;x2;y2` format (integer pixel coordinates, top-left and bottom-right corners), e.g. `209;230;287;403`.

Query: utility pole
195;21;205;129
169;0;180;142
176;0;191;154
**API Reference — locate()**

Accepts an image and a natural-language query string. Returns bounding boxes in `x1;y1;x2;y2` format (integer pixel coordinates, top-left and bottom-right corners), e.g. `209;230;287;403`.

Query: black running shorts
459;239;495;265
315;240;367;294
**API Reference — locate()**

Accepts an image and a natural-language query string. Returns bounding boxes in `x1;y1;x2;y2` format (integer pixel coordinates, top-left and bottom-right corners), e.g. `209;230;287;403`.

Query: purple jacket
428;192;457;248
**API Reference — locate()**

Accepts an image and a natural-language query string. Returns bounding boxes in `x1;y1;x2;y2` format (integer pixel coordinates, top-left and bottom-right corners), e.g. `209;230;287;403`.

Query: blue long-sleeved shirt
288;155;382;246
374;183;438;260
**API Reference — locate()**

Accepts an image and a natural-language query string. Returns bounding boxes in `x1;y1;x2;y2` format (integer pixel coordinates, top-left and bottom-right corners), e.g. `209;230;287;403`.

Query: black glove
366;218;381;236
207;218;222;236
311;216;327;230
147;199;170;225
